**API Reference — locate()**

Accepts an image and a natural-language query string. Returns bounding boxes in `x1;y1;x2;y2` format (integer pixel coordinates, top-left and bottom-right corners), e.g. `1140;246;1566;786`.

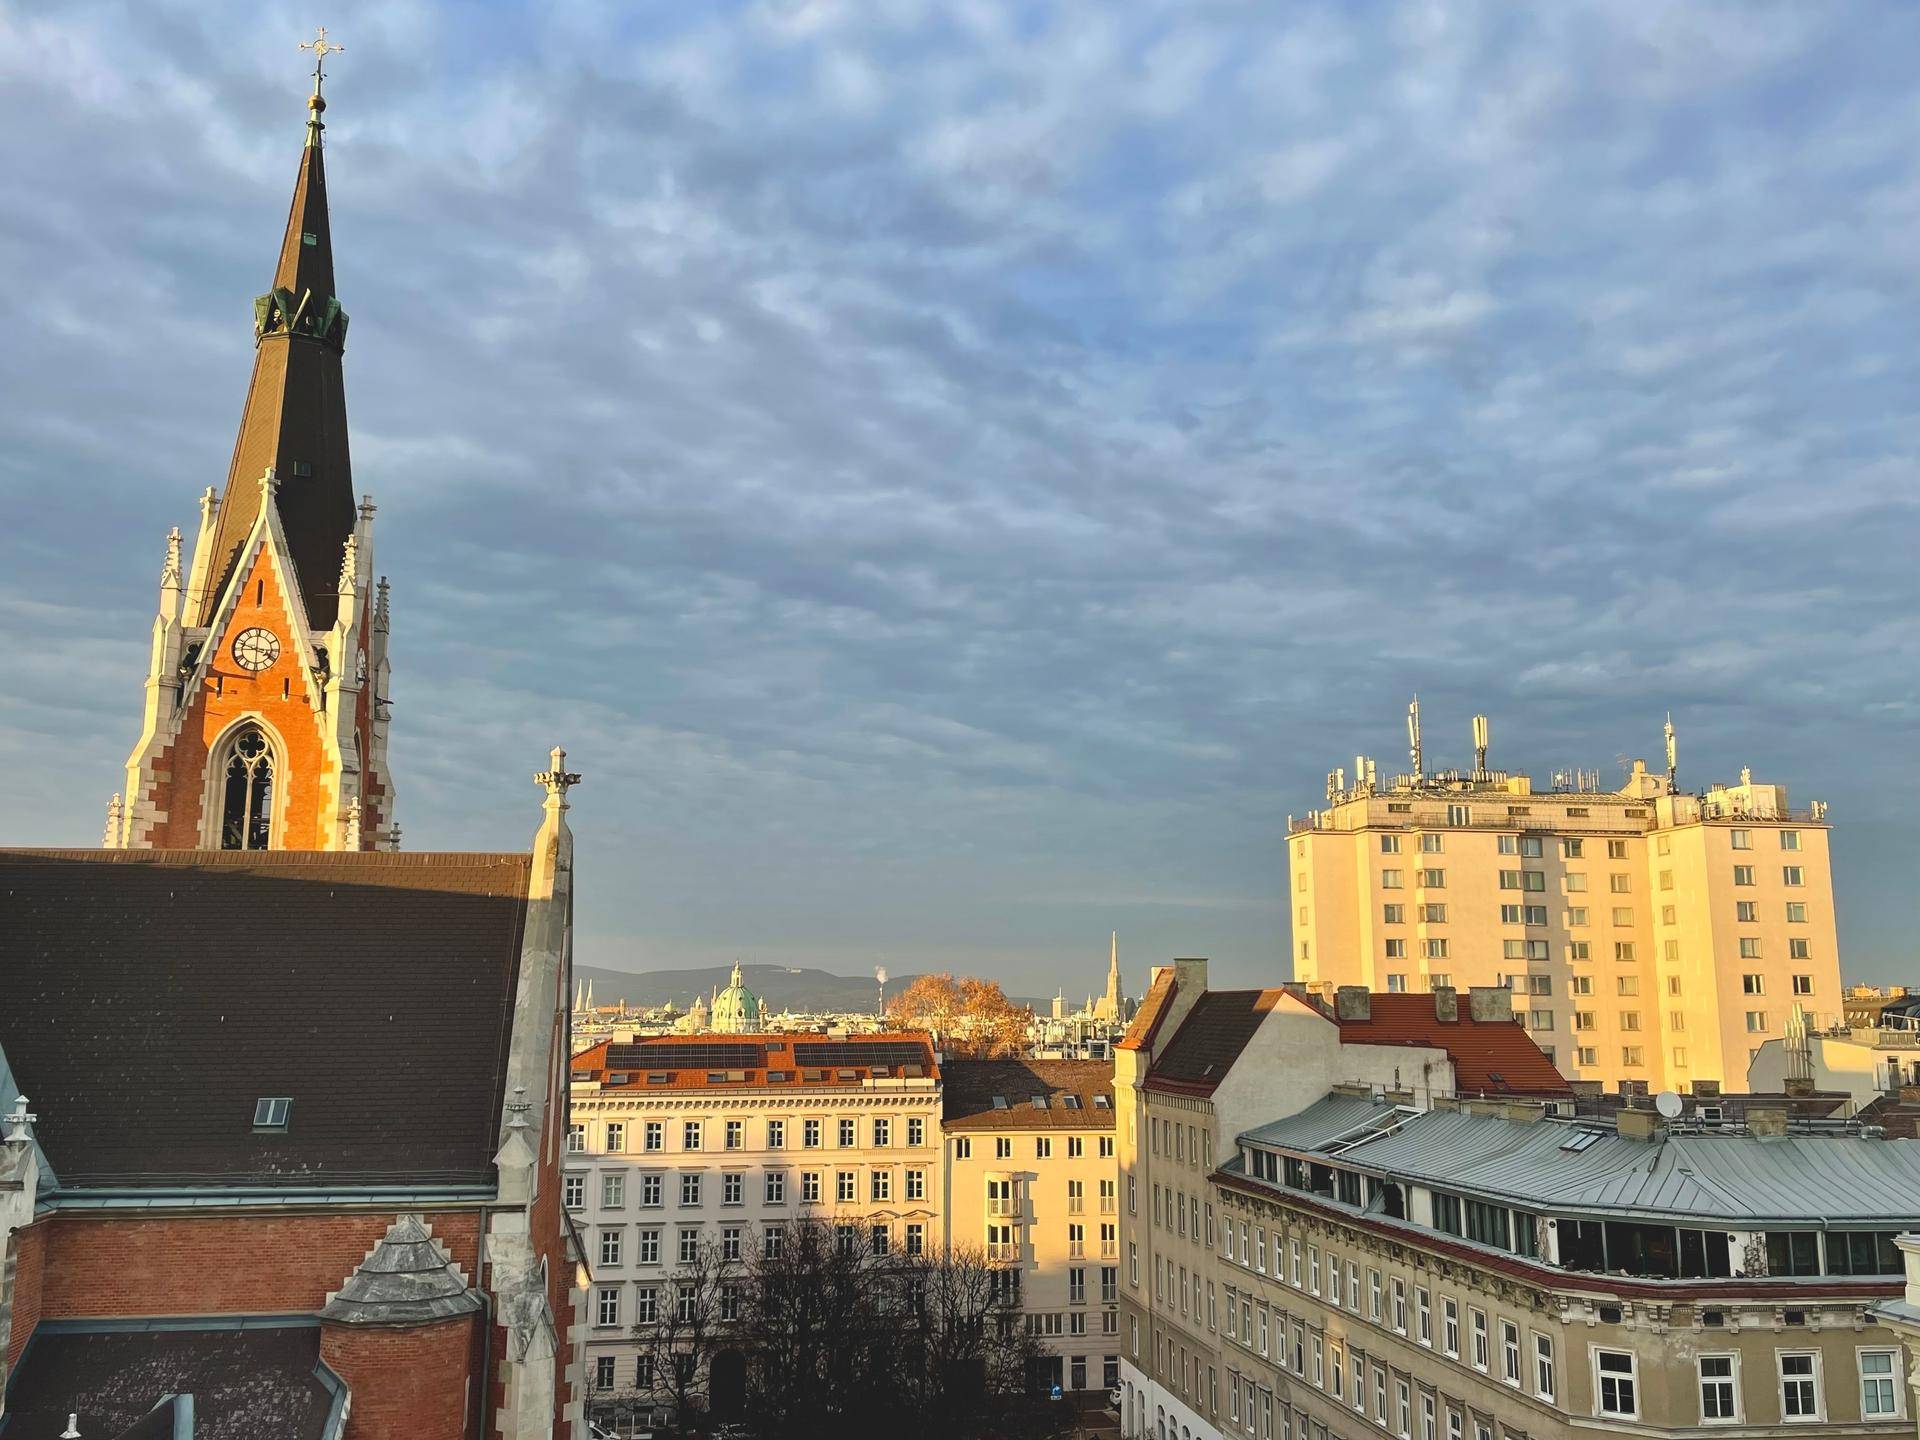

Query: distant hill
573;963;1044;1016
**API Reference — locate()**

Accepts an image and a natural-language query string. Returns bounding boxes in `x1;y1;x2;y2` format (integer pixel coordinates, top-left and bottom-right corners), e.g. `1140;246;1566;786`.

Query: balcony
987;1197;1023;1219
987;1241;1019;1262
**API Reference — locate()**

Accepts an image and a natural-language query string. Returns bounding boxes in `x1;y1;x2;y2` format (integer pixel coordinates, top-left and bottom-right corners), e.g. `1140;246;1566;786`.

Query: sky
1;0;1916;997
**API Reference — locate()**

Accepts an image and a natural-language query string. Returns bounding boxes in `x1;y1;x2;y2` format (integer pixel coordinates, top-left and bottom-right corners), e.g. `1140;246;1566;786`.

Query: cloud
1;0;1917;990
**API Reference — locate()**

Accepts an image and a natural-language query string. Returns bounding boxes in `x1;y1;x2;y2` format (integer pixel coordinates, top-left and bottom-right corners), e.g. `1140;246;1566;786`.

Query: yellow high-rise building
1289;707;1840;1093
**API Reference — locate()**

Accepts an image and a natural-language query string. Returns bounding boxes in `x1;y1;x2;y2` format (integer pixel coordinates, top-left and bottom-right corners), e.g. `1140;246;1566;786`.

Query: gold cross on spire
300;26;343;100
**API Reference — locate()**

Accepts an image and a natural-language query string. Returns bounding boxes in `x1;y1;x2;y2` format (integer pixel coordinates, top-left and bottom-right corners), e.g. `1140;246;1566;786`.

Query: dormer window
253;1096;291;1131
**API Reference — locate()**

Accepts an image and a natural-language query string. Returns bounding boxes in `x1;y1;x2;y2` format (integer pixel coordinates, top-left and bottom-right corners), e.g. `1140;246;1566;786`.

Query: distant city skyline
2;3;1916;994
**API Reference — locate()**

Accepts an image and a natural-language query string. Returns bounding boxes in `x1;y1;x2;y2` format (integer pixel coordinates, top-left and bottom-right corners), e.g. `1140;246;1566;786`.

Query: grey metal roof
1241;1094;1920;1226
319;1213;481;1325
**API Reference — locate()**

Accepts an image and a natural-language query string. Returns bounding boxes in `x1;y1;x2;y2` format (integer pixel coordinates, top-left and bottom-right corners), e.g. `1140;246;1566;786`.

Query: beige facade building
1115;960;1568;1440
943;1059;1122;1395
565;1032;944;1421
1290;710;1841;1092
1211;1093;1918;1440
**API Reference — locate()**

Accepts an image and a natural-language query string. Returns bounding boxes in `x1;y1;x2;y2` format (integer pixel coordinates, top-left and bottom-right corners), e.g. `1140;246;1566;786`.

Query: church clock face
231;627;281;672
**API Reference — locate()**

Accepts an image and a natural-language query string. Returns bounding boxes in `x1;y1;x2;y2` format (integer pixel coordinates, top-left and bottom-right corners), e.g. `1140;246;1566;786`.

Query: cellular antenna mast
1471;713;1490;779
1664;713;1678;788
1407;696;1424;784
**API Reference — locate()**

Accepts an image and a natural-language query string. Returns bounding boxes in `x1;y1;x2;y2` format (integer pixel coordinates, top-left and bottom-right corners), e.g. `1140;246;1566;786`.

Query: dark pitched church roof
0;848;532;1190
193;93;358;632
1;1324;339;1439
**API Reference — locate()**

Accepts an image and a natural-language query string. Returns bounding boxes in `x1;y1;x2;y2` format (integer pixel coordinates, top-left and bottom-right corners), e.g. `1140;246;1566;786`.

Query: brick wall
321;1313;477;1440
28;1210;480;1322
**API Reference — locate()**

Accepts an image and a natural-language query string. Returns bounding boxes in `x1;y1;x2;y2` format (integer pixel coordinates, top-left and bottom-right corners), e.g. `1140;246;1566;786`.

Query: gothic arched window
219;725;275;850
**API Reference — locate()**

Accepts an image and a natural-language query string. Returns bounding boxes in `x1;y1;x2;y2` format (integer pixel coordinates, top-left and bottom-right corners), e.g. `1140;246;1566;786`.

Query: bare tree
630;1235;740;1426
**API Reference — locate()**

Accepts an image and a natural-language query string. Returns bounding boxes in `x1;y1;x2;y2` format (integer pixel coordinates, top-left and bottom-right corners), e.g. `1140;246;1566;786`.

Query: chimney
1336;986;1371;1021
1568;1079;1605;1100
1433;986;1458;1023
1747;1103;1789;1138
1782;1075;1816;1098
1616;1107;1661;1142
1467;986;1510;1023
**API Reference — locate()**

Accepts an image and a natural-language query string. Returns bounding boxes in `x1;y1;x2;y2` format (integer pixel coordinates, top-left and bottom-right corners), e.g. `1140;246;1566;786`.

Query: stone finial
338;532;359;592
535;747;582;812
160;527;184;588
358;494;377;523
374;576;391;633
3;1094;36;1146
505;1084;532;1132
383;824;402;852
199;485;219;522
102;792;124;849
61;1416;80;1440
343;797;363;850
259;466;280;503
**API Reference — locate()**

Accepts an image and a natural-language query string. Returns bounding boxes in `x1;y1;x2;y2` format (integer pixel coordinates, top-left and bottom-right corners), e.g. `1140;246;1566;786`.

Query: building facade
943;1059;1123;1395
1291;711;1841;1093
565;1033;943;1418
1206;1094;1920;1440
1116;961;1567;1440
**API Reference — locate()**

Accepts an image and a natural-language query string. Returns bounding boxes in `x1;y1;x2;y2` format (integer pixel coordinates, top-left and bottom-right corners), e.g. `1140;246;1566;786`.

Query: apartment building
565;1032;943;1408
1210;1093;1920;1440
943;1059;1123;1396
1291;719;1840;1093
1116;961;1566;1440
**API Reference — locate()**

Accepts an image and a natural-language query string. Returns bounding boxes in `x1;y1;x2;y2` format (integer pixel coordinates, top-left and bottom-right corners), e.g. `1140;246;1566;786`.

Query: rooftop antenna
1471;714;1490;778
1407;696;1424;783
1664;713;1678;788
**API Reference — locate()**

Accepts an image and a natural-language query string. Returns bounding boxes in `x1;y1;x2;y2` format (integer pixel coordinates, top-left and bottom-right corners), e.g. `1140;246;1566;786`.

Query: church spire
191;38;356;631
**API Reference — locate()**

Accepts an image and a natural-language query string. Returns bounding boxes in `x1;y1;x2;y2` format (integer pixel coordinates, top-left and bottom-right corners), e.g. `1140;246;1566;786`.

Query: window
1415;1286;1430;1345
638;1227;660;1264
1380;834;1402;853
1733;865;1755;886
1787;901;1808;923
1607;839;1628;859
1385;939;1407;959
1658;868;1673;891
1442;1297;1459;1357
837;1171;856;1203
1792;973;1813;995
1564;838;1584;857
1740;938;1763;959
600;1229;623;1266
1470;1310;1488;1371
641;1173;662;1207
1423;939;1448;959
1779;1352;1820;1420
1534;1333;1555;1400
1781;830;1801;851
1596;1349;1638;1417
764;1117;785;1149
870;1170;890;1202
594;1354;617;1391
1419;833;1443;853
1731;829;1752;850
1577;1046;1598;1065
1421;903;1447;923
1861;1350;1901;1418
1392;1277;1406;1332
604;1121;625;1153
1612;911;1634;930
804;1118;822;1148
1447;804;1470;825
596;1286;621;1327
1746;1011;1768;1033
765;1170;785;1203
1742;971;1766;993
563;1174;585;1209
1621;1045;1644;1066
645;1120;664;1151
1419;868;1446;888
1381;869;1403;889
906;1168;925;1200
217;724;276;850
634;1286;658;1324
1568;940;1590;960
679;1172;700;1206
683;1120;702;1150
995;1137;1012;1159
1736;900;1758;922
678;1227;699;1263
1617;976;1639;996
952;1137;970;1160
1570;975;1592;995
721;1225;742;1261
1500;1321;1520;1386
839;1117;856;1147
1383;903;1405;924
602;1173;626;1209
1614;940;1635;961
873;1117;891;1147
1036;1137;1052;1159
565;1122;585;1153
1699;1354;1738;1423
723;1172;744;1205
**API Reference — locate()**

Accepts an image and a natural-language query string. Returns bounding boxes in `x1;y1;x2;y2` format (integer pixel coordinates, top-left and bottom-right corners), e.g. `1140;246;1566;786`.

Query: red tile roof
1331;993;1571;1096
570;1031;939;1092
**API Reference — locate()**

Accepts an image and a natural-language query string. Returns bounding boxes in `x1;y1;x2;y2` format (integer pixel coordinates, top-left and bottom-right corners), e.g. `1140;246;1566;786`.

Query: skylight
1061;1095;1082;1109
252;1097;291;1131
1032;1095;1049;1109
991;1096;1009;1109
1559;1129;1605;1152
1092;1095;1111;1109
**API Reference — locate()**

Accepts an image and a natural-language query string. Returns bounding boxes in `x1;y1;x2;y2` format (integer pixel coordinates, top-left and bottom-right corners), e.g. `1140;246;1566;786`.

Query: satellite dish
1654;1090;1684;1119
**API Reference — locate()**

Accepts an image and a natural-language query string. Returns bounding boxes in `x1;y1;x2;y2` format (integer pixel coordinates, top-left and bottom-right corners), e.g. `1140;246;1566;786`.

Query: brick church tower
108;65;394;851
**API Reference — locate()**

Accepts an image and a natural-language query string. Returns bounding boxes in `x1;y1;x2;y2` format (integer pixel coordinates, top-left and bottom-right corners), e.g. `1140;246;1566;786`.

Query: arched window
219;725;275;850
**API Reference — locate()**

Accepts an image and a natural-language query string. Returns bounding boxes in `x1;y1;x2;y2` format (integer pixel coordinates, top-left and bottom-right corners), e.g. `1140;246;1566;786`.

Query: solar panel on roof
1559;1128;1604;1152
792;1041;930;1070
606;1042;766;1071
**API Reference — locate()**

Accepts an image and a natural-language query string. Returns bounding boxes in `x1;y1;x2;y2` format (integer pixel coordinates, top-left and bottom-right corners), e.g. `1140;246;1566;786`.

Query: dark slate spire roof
192;88;357;632
321;1214;482;1325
